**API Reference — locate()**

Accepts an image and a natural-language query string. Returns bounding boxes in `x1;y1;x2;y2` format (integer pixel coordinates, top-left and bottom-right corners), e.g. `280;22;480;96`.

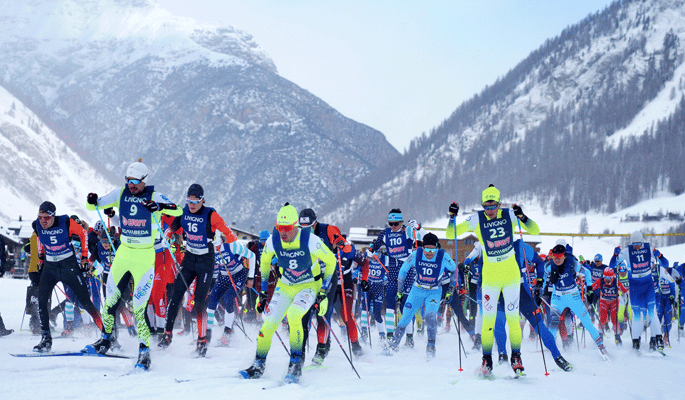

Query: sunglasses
126;178;142;185
388;222;401;227
275;224;296;233
187;198;202;204
37;215;53;221
424;247;437;253
550;252;565;259
482;204;499;211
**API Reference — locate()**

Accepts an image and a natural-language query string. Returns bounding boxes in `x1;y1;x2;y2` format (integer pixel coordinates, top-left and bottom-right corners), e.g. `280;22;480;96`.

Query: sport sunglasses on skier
186;197;203;204
388;222;401;227
126;178;143;185
482;204;499;211
275;223;296;233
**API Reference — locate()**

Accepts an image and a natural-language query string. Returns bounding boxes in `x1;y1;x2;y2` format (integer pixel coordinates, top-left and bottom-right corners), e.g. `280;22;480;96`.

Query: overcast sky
157;0;613;153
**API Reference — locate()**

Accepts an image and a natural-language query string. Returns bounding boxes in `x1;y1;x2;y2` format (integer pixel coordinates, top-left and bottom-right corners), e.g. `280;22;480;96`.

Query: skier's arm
259;239;276;292
68;218;88;260
446;216;477;240
507;209;540;235
310;236;337;288
209;211;237;243
397;252;416;292
231;241;256;278
86;188;122;211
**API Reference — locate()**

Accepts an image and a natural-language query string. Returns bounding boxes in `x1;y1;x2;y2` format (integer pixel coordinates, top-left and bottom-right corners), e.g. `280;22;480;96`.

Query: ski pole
336;249;354;363
516;212;548;376
95;205;116;256
452;217;464;371
151;214;191;291
320;314;361;379
364;291;372;349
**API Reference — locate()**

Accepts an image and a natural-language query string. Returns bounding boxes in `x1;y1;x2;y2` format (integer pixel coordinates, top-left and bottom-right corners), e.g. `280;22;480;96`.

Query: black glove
104;208;116;218
360;280;370;292
535;294;543;307
142;200;159;212
87;193;99;205
512;204;528;223
586;290;593;305
670;295;675;306
449;202;459;217
255;291;268;313
80;261;91;276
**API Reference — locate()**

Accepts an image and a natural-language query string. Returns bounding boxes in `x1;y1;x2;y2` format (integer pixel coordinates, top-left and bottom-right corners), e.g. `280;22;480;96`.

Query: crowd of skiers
1;161;683;382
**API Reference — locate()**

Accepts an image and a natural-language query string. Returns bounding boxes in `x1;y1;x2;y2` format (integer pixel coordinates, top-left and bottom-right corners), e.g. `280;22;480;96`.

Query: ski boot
218;326;232;346
649;337;656;352
378;332;386;345
196;336;208;357
426;340;436;358
405;333;414;348
135;344;151;370
360;327;368;344
311;341;330;365
510;351;524;375
33;331;52;353
158;331;172;348
554;355;572;371
615;334;622;346
239;356;266;379
632;338;640;352
655;335;665;352
386;331;394;345
84;332;112;354
498;353;509;365
0;327;13;337
472;333;482;350
285;355;303;383
480;354;493;377
598;344;609;359
61;321;75;337
351;341;364;357
382;339;399;356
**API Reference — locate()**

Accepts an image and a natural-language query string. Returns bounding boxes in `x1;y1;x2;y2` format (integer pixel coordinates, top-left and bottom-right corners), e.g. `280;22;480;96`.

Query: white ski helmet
630;231;643;244
125;159;148;183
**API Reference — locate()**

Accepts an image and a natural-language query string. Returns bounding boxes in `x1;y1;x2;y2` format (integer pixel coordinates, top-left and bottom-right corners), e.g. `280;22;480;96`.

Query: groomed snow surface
0;277;682;400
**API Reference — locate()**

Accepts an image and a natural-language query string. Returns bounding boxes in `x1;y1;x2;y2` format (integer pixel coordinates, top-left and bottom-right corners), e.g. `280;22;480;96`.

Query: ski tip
238;371;250;379
284;375;299;384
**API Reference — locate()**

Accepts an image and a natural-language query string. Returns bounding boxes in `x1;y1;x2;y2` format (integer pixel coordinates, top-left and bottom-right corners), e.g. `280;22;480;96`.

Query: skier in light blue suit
546;244;608;358
385;233;456;357
610;231;668;352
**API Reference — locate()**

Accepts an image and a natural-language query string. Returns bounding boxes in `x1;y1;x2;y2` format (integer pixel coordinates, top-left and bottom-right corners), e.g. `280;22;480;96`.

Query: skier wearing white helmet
84;159;181;370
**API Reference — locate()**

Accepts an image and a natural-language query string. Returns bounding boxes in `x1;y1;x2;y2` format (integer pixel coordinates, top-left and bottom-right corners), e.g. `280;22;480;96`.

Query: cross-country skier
384;233;456;357
368;209;427;345
591;267;628;344
84;160;181;369
492;240;573;371
446;185;540;376
240;203;337;383
32;201;105;352
546;244;609;359
360;248;387;343
610;231;668;353
158;183;237;357
207;233;255;347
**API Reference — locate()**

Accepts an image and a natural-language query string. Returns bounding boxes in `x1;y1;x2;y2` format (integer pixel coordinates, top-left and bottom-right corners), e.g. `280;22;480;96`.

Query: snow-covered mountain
0;85;114;224
0;0;399;229
322;0;685;230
